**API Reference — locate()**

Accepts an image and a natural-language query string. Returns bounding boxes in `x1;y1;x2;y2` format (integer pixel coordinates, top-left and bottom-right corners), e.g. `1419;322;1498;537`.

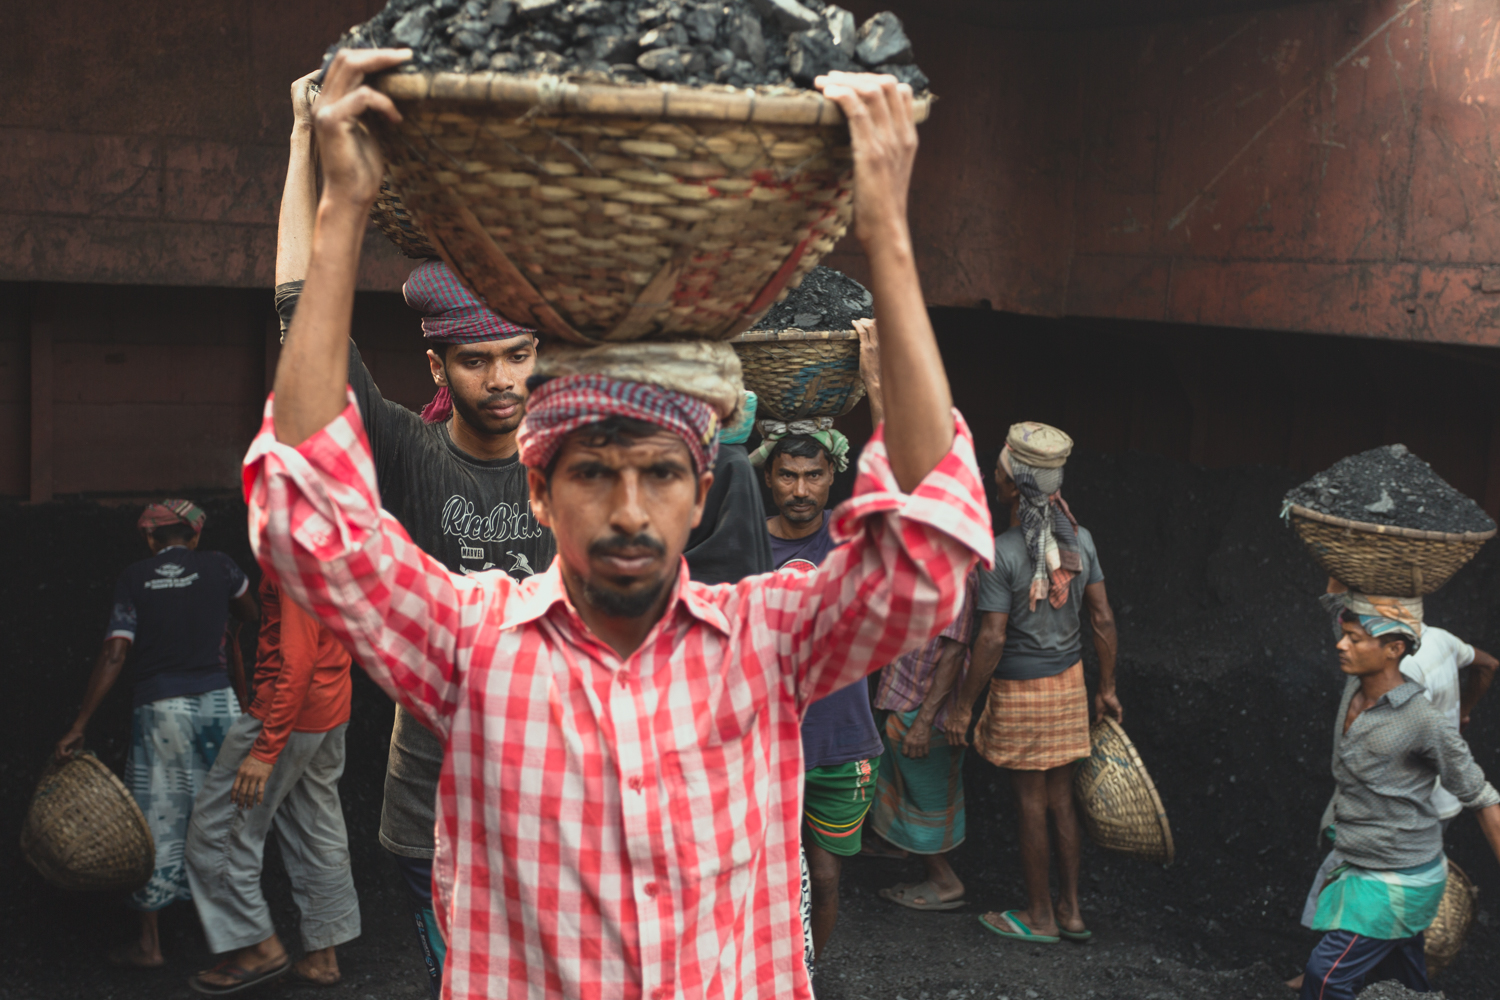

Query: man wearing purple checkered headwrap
273;81;554;998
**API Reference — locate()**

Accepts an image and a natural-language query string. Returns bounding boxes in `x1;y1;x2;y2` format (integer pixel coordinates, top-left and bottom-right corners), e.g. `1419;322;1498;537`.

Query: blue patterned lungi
125;688;239;911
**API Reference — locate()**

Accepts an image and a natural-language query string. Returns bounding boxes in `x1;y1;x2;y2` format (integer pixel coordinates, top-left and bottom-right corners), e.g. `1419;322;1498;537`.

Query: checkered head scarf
1002;421;1082;611
137;499;206;537
402;259;538;424
517;375;721;474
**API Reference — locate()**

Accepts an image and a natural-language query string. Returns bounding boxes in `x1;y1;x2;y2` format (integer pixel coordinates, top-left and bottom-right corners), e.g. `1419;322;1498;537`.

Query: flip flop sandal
879;880;965;911
1059;927;1093;943
188;957;293;996
978;910;1061;944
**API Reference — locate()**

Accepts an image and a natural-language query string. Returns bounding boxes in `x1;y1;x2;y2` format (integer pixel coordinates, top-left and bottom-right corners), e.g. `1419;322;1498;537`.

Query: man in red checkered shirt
246;48;991;1000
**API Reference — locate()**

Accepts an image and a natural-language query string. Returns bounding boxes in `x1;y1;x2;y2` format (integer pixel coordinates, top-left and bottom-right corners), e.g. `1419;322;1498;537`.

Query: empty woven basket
372;177;439;259
1426;860;1478;974
731;328;865;420
1074;717;1174;865
21;752;154;892
1286;504;1494;597
370;72;929;343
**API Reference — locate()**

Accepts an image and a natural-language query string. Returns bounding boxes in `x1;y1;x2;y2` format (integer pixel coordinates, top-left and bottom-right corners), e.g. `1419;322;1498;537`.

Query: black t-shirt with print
107;546;249;707
345;338;556;858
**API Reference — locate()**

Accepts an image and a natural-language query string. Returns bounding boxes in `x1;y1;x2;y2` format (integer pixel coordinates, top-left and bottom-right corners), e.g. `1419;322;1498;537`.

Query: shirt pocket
662;718;768;883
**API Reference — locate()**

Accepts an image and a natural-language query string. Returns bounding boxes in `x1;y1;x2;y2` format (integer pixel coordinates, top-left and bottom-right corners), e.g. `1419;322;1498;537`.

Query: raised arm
816;73;950;492
274;48;410;447
276;71;321;288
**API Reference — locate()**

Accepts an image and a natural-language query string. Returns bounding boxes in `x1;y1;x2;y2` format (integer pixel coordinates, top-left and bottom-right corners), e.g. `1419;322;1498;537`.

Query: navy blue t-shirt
769;519;885;771
106;547;249;707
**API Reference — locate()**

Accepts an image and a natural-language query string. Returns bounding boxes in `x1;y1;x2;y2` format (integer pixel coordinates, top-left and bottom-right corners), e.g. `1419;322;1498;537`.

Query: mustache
479;391;524;407
588;533;667;561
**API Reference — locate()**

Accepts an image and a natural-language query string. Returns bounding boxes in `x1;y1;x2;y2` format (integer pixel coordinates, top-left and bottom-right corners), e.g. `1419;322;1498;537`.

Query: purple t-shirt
769;518;885;771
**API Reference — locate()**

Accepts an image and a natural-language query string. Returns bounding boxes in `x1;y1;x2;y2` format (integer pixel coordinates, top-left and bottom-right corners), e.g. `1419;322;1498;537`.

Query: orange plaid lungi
973;660;1090;770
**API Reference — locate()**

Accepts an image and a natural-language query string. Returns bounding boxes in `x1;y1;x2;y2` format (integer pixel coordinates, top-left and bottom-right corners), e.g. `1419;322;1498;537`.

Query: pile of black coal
1284;444;1496;534
326;0;927;92
751;265;872;331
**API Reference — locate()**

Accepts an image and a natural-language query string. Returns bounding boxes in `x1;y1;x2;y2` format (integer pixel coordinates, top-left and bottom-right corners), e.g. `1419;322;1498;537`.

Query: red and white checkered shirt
243;394;992;1000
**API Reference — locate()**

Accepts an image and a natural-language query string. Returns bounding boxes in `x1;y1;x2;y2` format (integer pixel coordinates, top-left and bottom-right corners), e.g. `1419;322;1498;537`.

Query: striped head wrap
747;417;850;473
402;260;538;424
1002;421;1080;611
516;375;720;474
137;499;206;536
1345;591;1423;650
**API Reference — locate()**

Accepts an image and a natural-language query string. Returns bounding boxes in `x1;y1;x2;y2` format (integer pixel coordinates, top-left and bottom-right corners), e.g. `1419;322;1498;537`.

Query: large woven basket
20;752;154;892
1286;504;1494;597
372;177;438;259
370;72;929;343
730;328;865;420
1426;860;1478;974
1073;717;1174;865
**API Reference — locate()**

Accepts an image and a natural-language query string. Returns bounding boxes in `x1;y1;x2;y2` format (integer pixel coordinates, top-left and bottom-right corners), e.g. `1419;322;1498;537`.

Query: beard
579;533;671;618
450;387;526;435
781;499;822;524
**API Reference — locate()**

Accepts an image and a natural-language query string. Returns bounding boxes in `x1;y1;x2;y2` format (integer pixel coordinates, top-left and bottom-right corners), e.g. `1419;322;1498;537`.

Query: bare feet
1285;973;1305;990
291;946;341;986
108;942;165;968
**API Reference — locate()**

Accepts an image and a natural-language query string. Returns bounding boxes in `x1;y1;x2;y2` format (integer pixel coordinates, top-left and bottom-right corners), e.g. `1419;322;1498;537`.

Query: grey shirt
1328;677;1500;870
974;525;1104;680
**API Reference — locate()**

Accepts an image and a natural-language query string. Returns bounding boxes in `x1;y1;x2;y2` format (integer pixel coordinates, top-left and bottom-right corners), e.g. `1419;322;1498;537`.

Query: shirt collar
500;556;731;637
1384;680;1427;708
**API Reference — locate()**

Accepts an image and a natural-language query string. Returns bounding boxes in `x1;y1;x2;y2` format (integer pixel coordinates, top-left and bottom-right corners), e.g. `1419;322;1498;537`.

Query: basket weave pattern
1287;505;1494;597
21;753;154;892
1425;860;1477;974
370;74;917;343
1073;717;1174;865
731;329;865;420
372;178;439;259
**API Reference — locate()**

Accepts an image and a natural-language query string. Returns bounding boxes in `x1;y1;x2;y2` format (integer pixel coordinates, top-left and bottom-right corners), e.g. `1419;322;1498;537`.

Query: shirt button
617;670;630;686
628;775;644;792
644;881;659;897
652;988;668;999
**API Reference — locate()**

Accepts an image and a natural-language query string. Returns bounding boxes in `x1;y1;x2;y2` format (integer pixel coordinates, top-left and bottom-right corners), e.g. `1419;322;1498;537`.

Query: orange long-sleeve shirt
247;577;353;764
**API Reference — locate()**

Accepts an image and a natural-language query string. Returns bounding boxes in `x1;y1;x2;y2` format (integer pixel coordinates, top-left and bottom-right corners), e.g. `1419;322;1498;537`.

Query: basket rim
1287;504;1497;544
1091;716;1175;865
730;328;861;343
375;71;933;126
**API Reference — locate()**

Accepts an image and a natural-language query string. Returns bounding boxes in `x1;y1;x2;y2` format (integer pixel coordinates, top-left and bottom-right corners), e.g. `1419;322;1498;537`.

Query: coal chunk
748;0;820;33
856;11;912;66
787;25;857;84
325;0;928;94
751;266;874;332
1284;444;1495;534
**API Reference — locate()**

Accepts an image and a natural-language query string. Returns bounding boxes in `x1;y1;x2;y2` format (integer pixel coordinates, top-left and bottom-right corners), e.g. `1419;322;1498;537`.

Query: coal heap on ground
751;265;871;332
1284;444;1495;534
328;0;928;92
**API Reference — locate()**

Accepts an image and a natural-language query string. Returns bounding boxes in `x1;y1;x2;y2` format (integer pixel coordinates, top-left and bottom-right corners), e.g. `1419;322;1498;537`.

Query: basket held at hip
1073;717;1174;866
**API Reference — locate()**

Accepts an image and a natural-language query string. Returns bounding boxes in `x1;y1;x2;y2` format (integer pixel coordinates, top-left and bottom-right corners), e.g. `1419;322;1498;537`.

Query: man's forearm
865;228;951;492
72;640;128;730
1477;803;1500;865
916;637;965;724
273;197;366;445
276;125;318;287
957;631;1004;709
1093;617;1118;692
